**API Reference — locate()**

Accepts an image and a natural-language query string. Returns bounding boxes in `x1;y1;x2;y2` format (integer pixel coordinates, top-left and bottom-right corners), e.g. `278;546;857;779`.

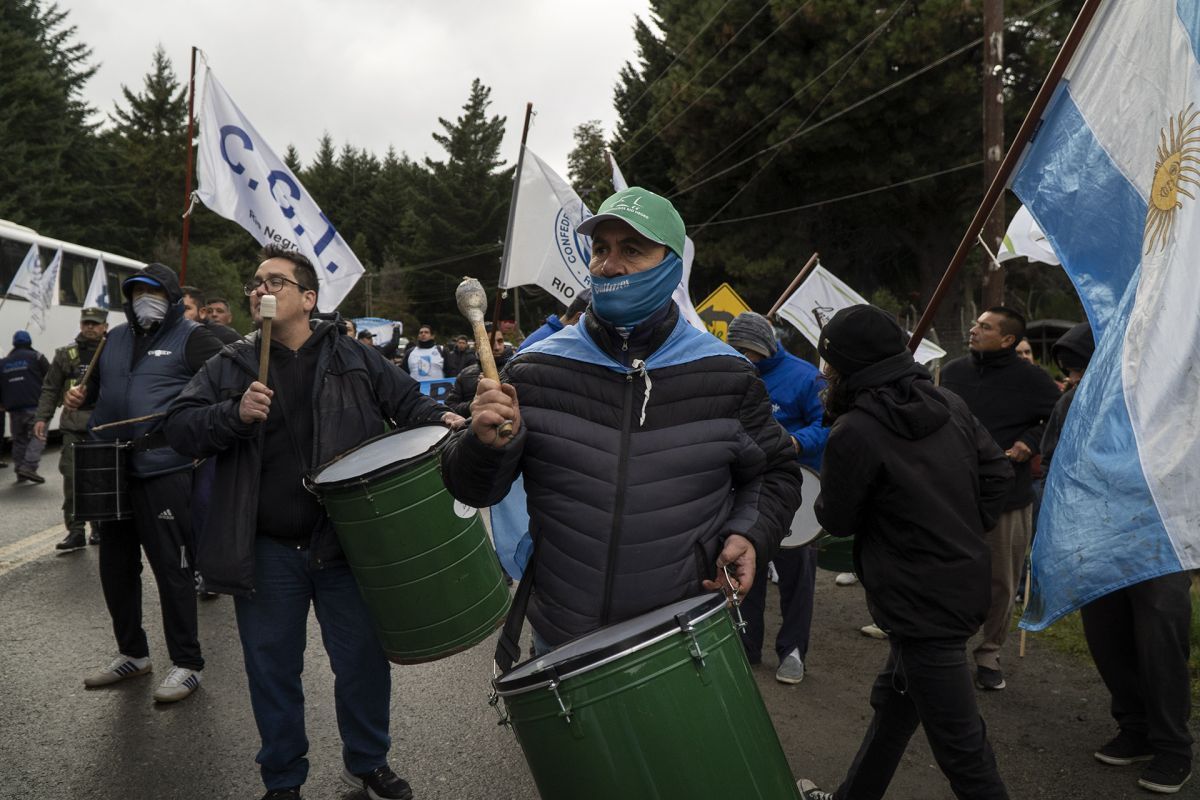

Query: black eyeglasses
243;275;312;296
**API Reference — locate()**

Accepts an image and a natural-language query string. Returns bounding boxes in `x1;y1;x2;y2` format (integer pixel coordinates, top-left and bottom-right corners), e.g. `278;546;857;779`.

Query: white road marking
0;525;68;578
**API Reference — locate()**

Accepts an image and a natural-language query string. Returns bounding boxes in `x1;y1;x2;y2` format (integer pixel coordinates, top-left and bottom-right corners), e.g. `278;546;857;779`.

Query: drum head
494;592;728;694
781;464;823;548
312;424;448;486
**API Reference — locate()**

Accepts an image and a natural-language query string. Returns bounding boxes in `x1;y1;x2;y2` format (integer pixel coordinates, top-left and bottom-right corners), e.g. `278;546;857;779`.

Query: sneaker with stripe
84;654;152;687
152;665;201;703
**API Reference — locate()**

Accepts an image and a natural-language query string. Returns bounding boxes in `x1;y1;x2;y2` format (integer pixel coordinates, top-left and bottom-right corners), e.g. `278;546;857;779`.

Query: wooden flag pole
907;0;1104;352
766;252;819;321
180;45;199;284
496;102;535;334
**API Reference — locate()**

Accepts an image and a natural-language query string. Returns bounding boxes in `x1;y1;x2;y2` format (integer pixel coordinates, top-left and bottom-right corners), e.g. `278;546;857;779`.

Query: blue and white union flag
1014;0;1200;629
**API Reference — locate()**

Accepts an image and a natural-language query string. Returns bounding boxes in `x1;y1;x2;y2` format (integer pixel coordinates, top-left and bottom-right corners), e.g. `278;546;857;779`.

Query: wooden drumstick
455;277;513;440
258;294;276;385
78;335;106;389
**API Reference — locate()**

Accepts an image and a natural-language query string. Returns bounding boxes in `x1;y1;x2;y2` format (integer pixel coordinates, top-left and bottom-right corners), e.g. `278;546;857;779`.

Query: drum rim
309;422;449;488
493;592;729;696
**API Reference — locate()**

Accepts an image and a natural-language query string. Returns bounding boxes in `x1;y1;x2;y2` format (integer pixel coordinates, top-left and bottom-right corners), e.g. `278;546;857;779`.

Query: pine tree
567;121;610;209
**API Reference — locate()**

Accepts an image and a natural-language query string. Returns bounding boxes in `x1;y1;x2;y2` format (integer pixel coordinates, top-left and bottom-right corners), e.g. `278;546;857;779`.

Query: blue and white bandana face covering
590;250;683;328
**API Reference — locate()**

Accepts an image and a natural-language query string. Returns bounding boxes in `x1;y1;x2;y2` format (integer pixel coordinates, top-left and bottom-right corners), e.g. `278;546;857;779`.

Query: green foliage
567;120;610;209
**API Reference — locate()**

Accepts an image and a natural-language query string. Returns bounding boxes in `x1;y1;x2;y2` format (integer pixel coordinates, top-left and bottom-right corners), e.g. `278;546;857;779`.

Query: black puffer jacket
816;365;1013;640
164;319;449;595
440;304;804;645
940;347;1061;511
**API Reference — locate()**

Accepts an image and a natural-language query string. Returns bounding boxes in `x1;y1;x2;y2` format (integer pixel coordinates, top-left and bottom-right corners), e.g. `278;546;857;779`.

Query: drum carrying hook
723;564;748;634
488;663;511;728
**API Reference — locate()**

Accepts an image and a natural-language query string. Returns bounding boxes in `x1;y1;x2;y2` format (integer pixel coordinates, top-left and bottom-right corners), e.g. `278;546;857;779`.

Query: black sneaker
1138;753;1192;794
260;789;301;800
1094;731;1154;766
88;528;101;545
975;666;1006;690
17;468;45;484
342;766;413;800
55;531;86;553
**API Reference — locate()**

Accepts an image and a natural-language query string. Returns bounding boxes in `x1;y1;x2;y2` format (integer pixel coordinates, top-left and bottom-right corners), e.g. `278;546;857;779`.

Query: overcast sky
63;0;655;177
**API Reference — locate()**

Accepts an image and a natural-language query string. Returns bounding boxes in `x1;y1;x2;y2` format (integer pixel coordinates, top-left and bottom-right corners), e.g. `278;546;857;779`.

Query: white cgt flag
777;263;946;365
5;242;41;301
998;204;1061;265
608;151;706;331
27;246;62;333
500;147;592;304
83;257;110;309
195;66;364;312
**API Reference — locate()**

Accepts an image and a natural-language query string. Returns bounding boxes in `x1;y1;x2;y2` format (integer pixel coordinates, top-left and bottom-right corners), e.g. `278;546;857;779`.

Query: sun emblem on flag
1144;104;1200;253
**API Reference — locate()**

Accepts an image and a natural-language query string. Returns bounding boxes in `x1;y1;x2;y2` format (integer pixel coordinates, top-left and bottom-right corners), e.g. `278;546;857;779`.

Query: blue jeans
234;538;392;790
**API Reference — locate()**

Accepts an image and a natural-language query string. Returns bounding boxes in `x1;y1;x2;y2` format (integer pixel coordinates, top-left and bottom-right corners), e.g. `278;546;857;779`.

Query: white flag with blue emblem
1013;0;1200;630
27;246;61;333
195;66;364;312
500;147;592;305
5;242;41;301
83;257;109;309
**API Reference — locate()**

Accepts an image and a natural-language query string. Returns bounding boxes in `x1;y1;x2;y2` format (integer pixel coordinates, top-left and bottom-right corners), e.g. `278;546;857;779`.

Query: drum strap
494;540;538;674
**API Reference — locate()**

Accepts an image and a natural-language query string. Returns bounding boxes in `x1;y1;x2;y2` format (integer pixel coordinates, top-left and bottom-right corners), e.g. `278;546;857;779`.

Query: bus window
59;251;94;306
0;237;32;292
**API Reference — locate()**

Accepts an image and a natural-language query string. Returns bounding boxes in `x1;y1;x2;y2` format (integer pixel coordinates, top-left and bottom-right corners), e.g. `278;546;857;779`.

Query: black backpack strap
494;540;538;674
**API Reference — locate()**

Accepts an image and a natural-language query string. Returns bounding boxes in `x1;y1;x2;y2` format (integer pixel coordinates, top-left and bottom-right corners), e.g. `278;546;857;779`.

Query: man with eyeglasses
64;263;223;704
165;244;462;800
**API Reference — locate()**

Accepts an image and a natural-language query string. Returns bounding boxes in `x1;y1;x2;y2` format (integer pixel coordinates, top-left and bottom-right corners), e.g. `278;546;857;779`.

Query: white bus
0;218;146;434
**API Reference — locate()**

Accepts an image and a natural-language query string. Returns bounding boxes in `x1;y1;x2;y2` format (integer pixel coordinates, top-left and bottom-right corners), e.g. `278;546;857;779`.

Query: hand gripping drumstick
455;277;513;440
258;295;277;385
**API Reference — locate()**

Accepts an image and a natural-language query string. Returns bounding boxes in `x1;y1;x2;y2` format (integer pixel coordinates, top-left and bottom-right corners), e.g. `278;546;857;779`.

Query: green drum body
310;425;511;664
816;535;855;573
493;593;800;799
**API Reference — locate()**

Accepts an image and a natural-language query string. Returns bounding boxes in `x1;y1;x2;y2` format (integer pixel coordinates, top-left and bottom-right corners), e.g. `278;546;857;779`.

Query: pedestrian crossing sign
695;283;752;341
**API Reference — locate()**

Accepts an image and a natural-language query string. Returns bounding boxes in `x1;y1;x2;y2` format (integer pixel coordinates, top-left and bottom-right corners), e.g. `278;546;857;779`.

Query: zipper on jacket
600;372;636;625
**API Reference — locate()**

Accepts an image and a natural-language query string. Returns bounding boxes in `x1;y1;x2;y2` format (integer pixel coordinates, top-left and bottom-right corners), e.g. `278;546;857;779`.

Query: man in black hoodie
63;263;223;704
799;304;1013;800
1041;323;1193;795
940;306;1061;691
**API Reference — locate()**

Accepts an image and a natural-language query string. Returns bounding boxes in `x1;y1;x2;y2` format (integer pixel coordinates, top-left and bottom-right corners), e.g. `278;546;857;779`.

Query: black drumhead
312;424;448;486
494;592;727;693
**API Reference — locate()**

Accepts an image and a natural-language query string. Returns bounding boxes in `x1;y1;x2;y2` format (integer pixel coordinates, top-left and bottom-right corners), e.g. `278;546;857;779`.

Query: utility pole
981;0;1006;308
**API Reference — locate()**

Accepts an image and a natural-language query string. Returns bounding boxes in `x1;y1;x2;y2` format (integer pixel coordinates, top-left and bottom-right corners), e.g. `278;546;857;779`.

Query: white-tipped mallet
258;294;277;385
455;276;512;440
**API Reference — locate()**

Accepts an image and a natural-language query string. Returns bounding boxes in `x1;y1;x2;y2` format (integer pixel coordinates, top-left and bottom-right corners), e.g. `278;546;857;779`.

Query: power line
671;1;909;193
698;160;985;226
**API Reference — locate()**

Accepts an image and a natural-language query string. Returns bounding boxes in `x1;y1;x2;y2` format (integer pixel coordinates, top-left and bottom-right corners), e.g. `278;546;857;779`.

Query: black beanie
818;305;907;376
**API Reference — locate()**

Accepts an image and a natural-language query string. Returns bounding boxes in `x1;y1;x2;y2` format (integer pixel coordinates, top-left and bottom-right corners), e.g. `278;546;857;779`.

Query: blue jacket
0;346;49;411
756;347;828;471
517;314;564;351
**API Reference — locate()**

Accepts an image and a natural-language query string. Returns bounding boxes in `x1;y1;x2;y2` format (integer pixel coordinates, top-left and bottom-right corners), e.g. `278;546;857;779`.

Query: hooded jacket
164;319;449;596
816;362;1013;640
1041;322;1096;470
939;346;1062;511
440;303;804;645
754;346;827;470
87;263;222;476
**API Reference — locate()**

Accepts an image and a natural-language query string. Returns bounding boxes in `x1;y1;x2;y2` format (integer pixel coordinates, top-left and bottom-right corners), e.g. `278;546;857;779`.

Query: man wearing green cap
34;307;109;551
441;187;803;655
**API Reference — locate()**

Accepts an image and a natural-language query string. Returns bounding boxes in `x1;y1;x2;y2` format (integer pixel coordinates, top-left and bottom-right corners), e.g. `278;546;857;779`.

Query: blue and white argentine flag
1016;1;1200;630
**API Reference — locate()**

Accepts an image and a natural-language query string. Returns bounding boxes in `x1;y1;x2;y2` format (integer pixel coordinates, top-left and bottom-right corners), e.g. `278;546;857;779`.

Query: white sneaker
860;623;888;639
834;572;859;586
84;654;152;687
767;562;780;584
152;665;201;703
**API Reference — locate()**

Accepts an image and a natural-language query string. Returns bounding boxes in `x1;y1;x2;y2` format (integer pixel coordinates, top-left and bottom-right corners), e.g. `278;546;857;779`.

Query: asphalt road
0;444;1195;799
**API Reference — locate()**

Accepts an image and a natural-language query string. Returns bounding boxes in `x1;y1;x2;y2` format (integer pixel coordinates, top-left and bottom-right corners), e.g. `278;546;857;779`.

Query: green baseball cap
576;187;686;257
80;307;108;323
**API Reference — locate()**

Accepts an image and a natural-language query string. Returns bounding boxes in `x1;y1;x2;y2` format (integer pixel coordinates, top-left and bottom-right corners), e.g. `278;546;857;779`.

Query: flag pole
495;102;534;333
180;45;199;284
908;0;1103;352
767;252;819;320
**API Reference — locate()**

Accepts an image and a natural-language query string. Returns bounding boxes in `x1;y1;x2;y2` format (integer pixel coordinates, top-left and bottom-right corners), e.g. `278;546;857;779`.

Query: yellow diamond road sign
695;283;752;341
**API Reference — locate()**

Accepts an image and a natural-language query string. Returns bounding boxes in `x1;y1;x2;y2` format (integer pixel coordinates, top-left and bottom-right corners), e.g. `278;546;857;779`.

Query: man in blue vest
64;263;222;704
1;330;50;483
727;311;828;685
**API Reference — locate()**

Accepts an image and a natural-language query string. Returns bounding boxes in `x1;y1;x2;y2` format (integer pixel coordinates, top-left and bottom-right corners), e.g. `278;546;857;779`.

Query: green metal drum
492;593;800;799
816;534;855;574
310;425;511;664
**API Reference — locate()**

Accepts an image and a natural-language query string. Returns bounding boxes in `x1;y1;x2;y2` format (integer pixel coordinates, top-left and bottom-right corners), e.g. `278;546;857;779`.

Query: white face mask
133;294;169;327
